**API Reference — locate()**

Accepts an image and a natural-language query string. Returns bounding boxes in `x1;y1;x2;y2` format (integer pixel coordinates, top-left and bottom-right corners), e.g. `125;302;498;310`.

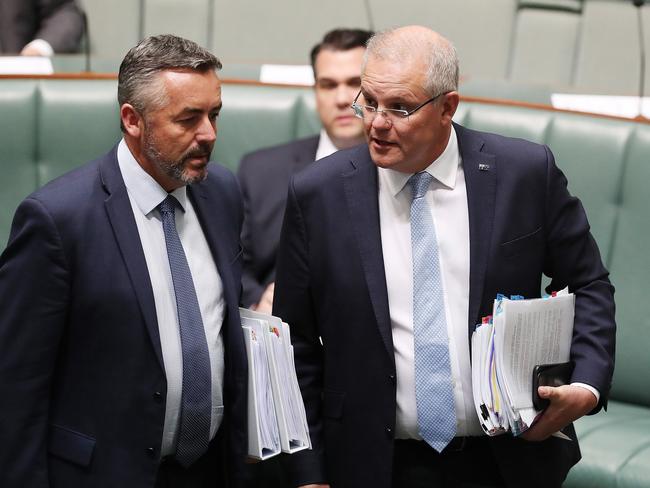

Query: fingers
521;385;597;441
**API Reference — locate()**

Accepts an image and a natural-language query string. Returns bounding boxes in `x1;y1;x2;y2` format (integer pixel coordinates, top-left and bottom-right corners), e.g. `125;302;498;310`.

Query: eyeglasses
351;90;449;123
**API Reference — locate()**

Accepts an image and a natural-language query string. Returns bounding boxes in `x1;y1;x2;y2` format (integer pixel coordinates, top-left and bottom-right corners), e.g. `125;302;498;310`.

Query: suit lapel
99;150;164;369
455;124;497;339
187;180;239;312
342;148;393;359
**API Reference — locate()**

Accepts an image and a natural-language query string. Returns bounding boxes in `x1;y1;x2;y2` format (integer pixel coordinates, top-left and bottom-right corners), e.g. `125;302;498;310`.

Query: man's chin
180;166;209;185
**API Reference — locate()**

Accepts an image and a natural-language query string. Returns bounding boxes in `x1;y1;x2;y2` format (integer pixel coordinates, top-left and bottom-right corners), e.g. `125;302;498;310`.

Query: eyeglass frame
351;89;451;122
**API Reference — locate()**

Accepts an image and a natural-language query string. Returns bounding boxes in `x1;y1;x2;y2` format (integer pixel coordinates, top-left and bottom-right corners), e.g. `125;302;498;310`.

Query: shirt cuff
571;382;600;402
23;39;54;57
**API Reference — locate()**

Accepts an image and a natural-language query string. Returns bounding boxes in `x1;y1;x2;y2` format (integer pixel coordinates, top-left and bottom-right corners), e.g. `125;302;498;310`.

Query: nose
197;115;217;144
335;84;354;107
370;110;392;130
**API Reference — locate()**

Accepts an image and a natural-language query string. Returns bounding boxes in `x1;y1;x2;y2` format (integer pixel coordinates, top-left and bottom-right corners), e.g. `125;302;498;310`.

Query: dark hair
118;34;221;130
310;28;374;77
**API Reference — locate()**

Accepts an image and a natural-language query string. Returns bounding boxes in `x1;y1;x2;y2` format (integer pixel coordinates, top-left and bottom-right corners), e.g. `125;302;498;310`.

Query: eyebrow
177;102;222;116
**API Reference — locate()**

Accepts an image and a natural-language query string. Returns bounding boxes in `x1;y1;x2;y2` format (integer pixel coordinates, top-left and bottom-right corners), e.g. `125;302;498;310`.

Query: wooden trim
0;73;648;124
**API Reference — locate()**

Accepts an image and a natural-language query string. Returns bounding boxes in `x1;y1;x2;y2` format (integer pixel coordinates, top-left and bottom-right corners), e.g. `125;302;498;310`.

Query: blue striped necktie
408;171;457;452
158;195;212;467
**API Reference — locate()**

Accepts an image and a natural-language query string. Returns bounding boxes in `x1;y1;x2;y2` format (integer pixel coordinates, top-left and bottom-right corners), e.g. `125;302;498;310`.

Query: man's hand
522;384;598;441
253;282;274;314
20;45;44;56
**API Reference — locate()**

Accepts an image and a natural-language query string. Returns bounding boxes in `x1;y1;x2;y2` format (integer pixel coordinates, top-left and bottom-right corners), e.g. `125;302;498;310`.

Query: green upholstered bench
0;78;648;487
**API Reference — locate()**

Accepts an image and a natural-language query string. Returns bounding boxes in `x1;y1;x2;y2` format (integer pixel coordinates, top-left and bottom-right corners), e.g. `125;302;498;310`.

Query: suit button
146;447;156;457
385;427;393;438
389;374;396;384
153;391;163;402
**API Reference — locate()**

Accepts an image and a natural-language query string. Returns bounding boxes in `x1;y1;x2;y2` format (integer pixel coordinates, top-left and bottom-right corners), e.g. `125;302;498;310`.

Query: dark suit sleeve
0;197;70;487
237;157;266;307
34;0;84;53
273;178;327;486
542;145;616;412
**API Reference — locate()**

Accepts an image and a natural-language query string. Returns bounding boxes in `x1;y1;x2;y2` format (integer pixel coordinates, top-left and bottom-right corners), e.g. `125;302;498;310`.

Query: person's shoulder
238;135;319;170
456;123;550;168
293;143;369;189
29;153;107;211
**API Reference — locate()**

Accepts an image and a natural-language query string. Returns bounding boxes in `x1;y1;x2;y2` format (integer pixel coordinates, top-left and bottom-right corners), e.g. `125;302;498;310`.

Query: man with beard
0;34;247;487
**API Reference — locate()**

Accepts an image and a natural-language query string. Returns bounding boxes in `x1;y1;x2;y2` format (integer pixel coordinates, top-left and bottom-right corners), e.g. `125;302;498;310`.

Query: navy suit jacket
237;135;319;307
0;147;248;487
273;123;616;488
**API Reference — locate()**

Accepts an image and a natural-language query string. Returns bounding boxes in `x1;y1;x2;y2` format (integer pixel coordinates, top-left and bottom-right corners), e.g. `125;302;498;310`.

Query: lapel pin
478;163;490;171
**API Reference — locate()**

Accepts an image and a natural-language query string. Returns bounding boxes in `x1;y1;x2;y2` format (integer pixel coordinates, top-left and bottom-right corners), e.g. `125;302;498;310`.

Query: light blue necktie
409;171;457;452
158;195;212;467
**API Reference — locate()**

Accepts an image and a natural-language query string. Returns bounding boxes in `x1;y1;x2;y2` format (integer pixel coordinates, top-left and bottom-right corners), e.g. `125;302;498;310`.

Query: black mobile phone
532;361;574;410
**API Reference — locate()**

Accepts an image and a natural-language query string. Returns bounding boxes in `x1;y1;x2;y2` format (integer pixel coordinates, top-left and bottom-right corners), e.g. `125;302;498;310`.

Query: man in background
0;0;84;55
237;27;372;313
0;34;247;487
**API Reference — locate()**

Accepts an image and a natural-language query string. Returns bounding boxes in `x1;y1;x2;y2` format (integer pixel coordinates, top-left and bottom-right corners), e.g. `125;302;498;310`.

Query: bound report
239;308;312;460
470;288;575;437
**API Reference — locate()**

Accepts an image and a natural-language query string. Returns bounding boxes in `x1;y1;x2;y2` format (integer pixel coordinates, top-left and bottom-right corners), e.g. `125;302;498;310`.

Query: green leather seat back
294;91;321;140
215;84;311;171
567;401;650;488
0;81;39;247
509;7;580;86
37;80;121;185
574;1;641;95
143;0;211;48
607;126;650;406
210;0;370;64
545;114;631;260
462;103;552;143
369;0;517;81
79;0;141;60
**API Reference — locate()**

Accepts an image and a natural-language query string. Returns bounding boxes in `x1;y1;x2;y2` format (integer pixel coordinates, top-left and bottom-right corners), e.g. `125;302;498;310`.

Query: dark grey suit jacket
0;0;83;53
237;135;319;307
274;123;616;488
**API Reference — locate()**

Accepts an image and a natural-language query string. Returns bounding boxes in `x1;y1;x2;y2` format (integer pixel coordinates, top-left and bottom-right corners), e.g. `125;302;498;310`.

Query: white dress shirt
378;126;484;438
315;129;338;161
117;139;226;456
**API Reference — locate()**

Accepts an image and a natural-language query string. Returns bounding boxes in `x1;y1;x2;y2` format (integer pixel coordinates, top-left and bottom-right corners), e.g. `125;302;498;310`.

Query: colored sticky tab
510;295;524;300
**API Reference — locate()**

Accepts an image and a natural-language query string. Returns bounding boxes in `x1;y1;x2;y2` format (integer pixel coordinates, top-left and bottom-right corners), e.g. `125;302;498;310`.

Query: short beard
143;127;212;186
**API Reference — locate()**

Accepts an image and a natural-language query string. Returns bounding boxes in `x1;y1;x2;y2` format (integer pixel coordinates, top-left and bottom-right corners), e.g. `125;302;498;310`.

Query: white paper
0;56;53;75
470;290;575;437
551;93;650;119
259;64;314;86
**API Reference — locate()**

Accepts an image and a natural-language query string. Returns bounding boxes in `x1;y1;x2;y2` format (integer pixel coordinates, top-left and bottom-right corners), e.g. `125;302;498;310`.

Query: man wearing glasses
273;26;615;488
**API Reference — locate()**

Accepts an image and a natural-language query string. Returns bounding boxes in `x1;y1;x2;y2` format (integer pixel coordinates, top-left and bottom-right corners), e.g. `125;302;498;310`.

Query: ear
120;103;143;138
440;91;460;125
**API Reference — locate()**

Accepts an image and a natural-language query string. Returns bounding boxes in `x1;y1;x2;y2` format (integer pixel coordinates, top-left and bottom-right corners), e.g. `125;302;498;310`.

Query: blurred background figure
237;27;373;314
0;0;84;56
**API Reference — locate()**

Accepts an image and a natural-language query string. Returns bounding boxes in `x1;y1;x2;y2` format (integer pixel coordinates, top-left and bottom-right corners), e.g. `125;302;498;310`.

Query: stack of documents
240;308;312;460
471;288;575;437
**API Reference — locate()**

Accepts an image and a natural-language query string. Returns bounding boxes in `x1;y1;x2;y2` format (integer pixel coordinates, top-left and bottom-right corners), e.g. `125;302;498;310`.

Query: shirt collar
117;138;188;216
315;129;339;161
380;125;460;198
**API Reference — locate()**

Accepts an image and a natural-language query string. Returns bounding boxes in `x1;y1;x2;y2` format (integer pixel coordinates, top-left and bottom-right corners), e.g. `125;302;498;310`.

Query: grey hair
363;27;459;97
118;34;222;128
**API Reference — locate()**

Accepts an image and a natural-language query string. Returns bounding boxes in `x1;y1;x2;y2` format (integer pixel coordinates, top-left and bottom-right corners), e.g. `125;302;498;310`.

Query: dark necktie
408;171;457;452
158;195;212;467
